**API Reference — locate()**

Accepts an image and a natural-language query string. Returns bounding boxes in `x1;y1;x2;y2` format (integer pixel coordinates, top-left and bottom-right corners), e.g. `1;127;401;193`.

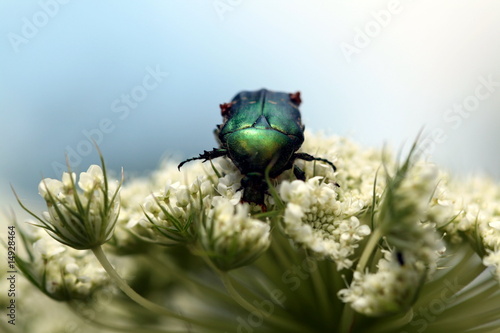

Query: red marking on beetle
220;102;234;117
289;91;301;106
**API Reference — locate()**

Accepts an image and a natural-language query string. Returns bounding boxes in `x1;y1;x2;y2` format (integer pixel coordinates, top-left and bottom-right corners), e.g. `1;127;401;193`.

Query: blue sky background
1;0;500;215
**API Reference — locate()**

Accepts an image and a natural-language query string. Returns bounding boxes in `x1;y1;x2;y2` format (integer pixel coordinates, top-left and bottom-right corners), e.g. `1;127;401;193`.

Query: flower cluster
199;197;270;270
135;176;213;245
279;177;370;270
127;160;270;270
17;228;112;301
338;249;423;316
19;164;121;250
435;174;500;280
12;132;500;333
339;156;445;316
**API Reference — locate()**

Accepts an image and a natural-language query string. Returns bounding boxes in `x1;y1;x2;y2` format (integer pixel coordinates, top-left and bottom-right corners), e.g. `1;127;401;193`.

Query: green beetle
178;89;336;208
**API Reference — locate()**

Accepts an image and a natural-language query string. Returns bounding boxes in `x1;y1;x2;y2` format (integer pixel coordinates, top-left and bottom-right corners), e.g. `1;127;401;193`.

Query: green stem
91;245;212;330
309;259;331;323
148;251;234;303
218;272;262;314
219;271;315;333
68;301;177;333
356;227;383;273
339;303;355;333
339;227;383;333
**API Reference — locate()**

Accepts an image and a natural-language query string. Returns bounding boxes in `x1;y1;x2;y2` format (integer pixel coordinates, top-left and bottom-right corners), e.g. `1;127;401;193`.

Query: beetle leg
178;148;228;170
396;251;405;266
294;152;337;172
293;165;306;181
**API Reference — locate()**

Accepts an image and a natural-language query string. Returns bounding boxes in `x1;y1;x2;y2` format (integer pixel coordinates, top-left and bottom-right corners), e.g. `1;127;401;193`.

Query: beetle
178;89;336;208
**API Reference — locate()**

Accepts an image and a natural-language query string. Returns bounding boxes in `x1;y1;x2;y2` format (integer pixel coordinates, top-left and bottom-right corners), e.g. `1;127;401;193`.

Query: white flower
32;237;66;258
489;221;500;230
22;229;113;301
216;173;243;204
279;177;371;270
175;185;191;208
22;164;121;250
199;197;271;270
483;251;500;280
78;165;105;192
339;250;422;316
427;171;500;278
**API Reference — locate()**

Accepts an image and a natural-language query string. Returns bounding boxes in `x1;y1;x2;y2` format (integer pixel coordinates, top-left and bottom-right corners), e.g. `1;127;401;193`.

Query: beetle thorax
224;127;298;177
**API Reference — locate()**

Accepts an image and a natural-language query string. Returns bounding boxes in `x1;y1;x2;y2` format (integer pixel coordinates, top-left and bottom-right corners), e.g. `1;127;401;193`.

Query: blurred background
1;0;500;216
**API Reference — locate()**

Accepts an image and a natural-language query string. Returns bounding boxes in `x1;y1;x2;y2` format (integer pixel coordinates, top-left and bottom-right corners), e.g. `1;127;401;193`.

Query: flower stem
200;244;313;333
148;250;234;303
339;303;355;333
68;301;178;333
356;227;383;273
91;245;212;330
309;259;331;322
218;271;314;333
339;227;383;333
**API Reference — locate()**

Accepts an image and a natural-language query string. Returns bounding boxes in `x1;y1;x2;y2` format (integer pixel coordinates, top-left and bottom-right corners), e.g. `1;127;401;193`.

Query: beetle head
240;173;268;207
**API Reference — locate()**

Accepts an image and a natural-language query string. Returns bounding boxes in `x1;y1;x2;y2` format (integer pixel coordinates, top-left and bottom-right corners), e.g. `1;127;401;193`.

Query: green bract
15;160;122;250
178;89;336;207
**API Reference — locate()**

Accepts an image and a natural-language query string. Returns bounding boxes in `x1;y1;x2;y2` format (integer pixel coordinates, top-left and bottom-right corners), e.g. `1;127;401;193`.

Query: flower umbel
339;144;445;318
199;197;271;270
11;132;500;333
15;228;111;301
15;158;121;250
279;177;371;270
